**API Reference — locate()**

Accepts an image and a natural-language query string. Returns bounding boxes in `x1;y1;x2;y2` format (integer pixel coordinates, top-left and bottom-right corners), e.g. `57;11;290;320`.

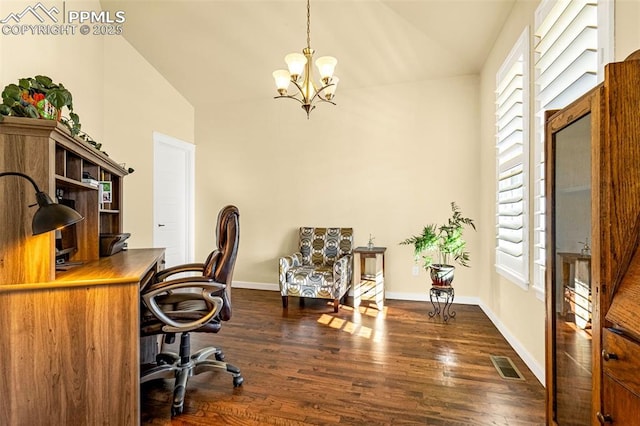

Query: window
495;28;529;288
532;0;612;296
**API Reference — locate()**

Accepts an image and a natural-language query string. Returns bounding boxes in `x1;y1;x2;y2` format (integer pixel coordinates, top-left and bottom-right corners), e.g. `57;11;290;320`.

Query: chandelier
272;0;339;118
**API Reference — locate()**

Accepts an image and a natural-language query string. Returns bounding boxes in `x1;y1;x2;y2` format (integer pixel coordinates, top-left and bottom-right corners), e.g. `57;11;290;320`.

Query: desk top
0;248;165;293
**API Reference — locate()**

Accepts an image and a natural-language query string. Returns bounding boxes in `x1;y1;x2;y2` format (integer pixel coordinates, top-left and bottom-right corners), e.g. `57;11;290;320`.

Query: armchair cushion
300;227;353;266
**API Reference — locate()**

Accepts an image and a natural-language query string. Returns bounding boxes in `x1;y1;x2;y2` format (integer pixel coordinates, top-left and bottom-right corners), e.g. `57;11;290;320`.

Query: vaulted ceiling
101;0;516;108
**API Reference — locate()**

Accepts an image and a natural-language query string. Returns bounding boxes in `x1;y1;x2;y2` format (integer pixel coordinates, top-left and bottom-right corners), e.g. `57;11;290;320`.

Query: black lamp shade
0;172;85;235
32;192;84;235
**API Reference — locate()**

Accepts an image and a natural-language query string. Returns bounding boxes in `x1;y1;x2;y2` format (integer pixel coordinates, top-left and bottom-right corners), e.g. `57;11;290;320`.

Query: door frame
152;131;195;264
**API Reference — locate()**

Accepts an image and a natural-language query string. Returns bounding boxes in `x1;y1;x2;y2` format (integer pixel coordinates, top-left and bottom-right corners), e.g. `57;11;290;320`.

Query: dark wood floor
141;289;545;425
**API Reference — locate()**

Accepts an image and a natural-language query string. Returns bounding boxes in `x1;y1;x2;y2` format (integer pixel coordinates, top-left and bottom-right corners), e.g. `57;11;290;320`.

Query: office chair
140;205;243;416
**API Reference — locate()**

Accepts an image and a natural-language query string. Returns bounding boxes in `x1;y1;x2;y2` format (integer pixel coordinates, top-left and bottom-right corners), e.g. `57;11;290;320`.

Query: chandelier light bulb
285;53;307;81
273;70;291;95
315;56;337;84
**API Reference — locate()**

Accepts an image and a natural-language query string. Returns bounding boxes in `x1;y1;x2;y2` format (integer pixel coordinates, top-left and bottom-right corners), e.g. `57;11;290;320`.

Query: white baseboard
232;281;545;385
384;291;480;306
478;301;545;386
232;282;477;306
232;281;279;291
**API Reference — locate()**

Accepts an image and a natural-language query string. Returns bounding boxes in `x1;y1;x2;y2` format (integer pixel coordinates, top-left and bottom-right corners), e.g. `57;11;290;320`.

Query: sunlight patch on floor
333;303;388;318
438;351;459;367
316;305;387;342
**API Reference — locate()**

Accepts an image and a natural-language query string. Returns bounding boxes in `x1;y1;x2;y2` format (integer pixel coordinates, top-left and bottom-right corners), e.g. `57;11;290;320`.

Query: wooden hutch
545;52;640;424
0;117;164;425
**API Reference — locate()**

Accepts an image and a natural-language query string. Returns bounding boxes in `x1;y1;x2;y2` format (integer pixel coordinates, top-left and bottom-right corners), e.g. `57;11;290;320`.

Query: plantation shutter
532;0;611;294
495;29;529;287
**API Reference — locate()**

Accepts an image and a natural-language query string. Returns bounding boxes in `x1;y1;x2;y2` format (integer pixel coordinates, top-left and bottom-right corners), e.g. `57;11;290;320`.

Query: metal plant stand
428;286;456;322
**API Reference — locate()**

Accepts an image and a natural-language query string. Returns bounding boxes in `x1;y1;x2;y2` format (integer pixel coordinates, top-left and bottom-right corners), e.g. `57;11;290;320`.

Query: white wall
615;0;640;60
195;74;481;299
102;36;194;249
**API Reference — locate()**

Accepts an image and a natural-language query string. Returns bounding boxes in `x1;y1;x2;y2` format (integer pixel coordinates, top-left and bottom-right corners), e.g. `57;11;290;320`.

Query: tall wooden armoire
545;51;640;424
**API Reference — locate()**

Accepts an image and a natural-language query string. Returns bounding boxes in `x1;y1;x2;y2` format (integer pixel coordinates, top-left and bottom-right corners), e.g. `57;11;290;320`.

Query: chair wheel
171;404;183;417
215;352;225;361
233;375;244;387
172;384;186;417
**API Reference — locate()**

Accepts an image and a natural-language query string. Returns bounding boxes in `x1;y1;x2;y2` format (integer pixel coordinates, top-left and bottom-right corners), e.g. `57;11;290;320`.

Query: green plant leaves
0;75;125;166
34;75;53;87
2;84;21;104
400;202;476;268
46;88;72;109
18;78;31;90
1;76;79;134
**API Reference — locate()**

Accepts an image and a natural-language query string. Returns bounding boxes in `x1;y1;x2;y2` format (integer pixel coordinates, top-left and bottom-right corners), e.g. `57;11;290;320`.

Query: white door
153;132;195;268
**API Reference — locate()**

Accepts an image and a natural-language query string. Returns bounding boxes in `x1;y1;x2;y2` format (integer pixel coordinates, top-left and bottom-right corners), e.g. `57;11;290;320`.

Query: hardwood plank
141;289;545;425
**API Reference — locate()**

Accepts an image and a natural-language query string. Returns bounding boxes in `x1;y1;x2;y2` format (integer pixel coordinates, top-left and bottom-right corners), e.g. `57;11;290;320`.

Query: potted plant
400;202;476;286
0;75;81;136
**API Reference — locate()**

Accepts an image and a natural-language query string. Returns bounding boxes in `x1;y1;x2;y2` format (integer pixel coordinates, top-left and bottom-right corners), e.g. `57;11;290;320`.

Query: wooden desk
353;246;386;310
0;248;165;426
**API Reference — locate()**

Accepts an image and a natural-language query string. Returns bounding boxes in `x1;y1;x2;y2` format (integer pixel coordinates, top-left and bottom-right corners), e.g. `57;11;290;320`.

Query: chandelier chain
306;0;311;49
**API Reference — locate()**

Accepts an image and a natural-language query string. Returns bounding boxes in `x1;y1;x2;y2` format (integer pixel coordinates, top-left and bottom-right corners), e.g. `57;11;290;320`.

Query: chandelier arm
288;79;311;105
289;78;306;98
314;97;337;106
309;82;336;104
274;95;306;106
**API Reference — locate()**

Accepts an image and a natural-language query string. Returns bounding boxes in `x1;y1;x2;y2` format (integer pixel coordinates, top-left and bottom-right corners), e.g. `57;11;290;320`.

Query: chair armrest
154;263;206;282
333;254;353;284
279;252;302;285
142;277;226;333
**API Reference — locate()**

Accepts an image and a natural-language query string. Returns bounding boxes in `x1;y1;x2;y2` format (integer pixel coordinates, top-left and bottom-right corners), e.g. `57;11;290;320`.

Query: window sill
495;264;529;291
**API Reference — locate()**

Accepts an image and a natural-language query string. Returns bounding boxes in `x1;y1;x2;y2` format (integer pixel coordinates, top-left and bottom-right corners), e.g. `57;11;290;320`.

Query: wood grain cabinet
0;117;161;424
545;53;640;424
0;116;127;285
599;328;640;424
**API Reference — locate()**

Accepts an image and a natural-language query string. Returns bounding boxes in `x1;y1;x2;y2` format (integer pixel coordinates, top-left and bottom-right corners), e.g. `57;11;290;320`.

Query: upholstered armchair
279;227;353;312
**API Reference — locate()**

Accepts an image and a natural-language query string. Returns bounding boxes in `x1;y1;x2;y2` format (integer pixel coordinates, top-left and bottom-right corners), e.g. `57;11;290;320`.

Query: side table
353;246;386;310
429;285;456;322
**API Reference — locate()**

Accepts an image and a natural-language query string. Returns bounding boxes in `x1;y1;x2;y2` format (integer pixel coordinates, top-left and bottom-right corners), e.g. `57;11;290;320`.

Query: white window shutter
532;0;611;296
495;28;529;288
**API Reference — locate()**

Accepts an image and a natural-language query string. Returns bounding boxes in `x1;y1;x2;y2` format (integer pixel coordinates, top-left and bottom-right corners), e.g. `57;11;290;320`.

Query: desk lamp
0;171;84;234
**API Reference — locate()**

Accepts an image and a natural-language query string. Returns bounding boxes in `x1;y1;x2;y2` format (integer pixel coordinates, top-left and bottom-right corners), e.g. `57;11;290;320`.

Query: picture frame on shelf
99;181;112;206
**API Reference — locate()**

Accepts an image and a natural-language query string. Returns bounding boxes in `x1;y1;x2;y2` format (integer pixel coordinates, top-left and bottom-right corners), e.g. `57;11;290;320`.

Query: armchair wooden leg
282;296;288;309
299;297;305;307
333;298;339;313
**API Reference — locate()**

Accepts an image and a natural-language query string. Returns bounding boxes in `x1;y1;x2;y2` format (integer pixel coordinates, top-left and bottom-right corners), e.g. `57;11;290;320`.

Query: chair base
140;332;243;417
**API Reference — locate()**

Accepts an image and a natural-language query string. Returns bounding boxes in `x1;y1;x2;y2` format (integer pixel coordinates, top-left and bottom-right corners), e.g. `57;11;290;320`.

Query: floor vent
490;355;525;381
